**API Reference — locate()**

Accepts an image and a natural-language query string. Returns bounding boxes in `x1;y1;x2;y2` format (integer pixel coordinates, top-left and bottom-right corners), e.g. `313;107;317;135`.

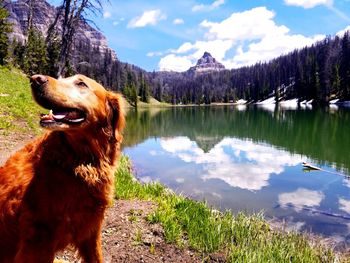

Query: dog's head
30;74;125;141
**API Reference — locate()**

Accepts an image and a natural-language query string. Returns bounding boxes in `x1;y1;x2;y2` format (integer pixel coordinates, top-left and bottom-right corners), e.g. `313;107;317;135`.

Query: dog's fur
0;74;125;262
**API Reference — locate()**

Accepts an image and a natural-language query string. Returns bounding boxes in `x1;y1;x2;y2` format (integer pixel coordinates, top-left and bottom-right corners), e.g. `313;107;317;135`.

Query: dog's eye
76;81;88;89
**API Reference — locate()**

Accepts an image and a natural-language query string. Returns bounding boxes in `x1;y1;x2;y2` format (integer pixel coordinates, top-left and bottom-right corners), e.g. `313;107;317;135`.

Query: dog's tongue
53;110;84;123
40;109;84;123
52;110;70;120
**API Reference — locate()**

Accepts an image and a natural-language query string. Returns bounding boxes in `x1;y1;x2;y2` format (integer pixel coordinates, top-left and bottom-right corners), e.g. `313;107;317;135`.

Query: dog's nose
30;75;48;87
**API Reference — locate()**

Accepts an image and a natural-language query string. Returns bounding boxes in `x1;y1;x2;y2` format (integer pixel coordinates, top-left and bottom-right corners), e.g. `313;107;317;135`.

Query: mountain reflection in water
123;106;350;246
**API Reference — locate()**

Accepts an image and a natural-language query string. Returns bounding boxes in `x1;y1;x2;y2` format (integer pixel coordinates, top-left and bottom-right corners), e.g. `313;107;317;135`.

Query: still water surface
122;106;350;245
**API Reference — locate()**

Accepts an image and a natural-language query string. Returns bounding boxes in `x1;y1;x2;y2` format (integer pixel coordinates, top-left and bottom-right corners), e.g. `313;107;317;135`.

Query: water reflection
339;198;350;214
124;106;350;174
278;188;324;212
159;137;303;191
123;106;350;245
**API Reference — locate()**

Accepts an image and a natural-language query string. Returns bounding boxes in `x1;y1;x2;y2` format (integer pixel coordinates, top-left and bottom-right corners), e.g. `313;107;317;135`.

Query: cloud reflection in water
278;188;325;212
339;198;350;214
160;137;304;191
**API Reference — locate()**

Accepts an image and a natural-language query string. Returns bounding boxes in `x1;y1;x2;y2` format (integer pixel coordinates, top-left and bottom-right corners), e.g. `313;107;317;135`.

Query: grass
136;97;172;108
0;66;42;133
115;156;348;263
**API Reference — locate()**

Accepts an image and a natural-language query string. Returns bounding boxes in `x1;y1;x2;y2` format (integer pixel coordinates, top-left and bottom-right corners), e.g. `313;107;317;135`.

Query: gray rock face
189;52;225;73
6;0;116;60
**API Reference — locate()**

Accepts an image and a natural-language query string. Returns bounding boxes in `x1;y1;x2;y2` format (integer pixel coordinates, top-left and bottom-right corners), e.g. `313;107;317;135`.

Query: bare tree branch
55;0;102;77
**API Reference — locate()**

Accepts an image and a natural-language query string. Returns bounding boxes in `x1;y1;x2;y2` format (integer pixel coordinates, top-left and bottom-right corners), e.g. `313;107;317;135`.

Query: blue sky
50;0;350;72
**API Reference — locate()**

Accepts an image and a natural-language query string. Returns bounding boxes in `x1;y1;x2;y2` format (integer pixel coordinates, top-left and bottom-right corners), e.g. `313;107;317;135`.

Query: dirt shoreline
57;200;208;262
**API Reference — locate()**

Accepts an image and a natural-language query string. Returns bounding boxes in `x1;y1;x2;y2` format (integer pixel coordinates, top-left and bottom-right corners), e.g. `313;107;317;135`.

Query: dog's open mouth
40;108;86;127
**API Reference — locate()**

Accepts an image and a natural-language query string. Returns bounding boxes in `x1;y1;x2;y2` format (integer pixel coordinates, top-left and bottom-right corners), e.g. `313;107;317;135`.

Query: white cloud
147;51;164;57
278;188;324;212
225;33;324;68
200;6;324;68
128;9;166;28
173;18;184;25
159;39;233;71
103;11;111;18
159;54;194;72
159;137;304;191
158;6;323;71
192;4;205;12
200;7;288;41
339;198;350;213
284;0;333;8
173;42;193;54
337;25;350;36
192;0;225;12
182;40;233;59
285;1;350;21
212;0;225;8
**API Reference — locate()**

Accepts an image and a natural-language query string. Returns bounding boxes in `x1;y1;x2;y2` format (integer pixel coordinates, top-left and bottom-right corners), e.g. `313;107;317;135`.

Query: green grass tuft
115;156;166;200
115;155;346;262
0;66;42;133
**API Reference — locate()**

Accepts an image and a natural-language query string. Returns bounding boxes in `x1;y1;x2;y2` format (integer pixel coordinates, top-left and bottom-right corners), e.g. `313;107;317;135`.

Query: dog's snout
31;75;48;87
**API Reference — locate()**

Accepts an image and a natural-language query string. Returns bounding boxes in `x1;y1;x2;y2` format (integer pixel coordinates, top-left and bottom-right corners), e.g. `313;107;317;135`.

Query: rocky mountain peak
6;0;116;60
189;52;225;73
198;51;214;63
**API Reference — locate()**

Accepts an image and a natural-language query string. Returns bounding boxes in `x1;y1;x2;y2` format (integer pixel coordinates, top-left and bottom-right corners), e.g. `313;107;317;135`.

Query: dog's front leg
77;226;103;263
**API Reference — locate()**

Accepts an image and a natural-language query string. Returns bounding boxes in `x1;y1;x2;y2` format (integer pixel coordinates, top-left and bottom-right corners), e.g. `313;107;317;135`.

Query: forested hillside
150;33;350;105
1;0;350;106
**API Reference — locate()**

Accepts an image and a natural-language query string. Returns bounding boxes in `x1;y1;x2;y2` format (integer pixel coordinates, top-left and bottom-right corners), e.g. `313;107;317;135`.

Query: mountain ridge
6;0;117;61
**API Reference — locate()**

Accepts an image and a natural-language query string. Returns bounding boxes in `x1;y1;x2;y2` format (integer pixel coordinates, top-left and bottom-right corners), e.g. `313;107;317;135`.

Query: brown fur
0;74;125;262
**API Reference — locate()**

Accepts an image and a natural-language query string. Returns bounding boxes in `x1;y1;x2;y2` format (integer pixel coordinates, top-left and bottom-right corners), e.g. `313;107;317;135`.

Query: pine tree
139;75;150;103
340;31;350;99
331;63;340;97
23;27;47;75
131;82;138;108
12;40;26;68
0;0;11;65
155;81;163;102
46;30;60;76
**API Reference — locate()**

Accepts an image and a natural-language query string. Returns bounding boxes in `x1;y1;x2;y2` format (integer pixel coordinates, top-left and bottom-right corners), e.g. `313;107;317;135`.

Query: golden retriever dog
0;74;125;262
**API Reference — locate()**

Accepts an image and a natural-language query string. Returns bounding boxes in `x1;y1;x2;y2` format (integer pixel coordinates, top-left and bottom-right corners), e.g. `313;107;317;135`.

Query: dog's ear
107;92;125;142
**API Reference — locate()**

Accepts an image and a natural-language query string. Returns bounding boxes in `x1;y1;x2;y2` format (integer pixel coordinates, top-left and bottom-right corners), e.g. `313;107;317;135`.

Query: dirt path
0;130;35;165
57;200;211;263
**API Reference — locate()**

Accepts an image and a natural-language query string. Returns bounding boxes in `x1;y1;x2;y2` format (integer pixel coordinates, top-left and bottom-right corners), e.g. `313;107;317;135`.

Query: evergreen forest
1;0;350;106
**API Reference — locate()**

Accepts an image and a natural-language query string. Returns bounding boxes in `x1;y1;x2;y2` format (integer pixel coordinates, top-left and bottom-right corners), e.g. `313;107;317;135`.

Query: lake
122;105;350;247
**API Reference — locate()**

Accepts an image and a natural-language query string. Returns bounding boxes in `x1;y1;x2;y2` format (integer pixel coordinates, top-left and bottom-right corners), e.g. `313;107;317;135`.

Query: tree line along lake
122;105;350;248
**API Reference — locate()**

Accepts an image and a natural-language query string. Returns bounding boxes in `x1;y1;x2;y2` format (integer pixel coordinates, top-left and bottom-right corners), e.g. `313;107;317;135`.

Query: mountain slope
6;0;116;61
